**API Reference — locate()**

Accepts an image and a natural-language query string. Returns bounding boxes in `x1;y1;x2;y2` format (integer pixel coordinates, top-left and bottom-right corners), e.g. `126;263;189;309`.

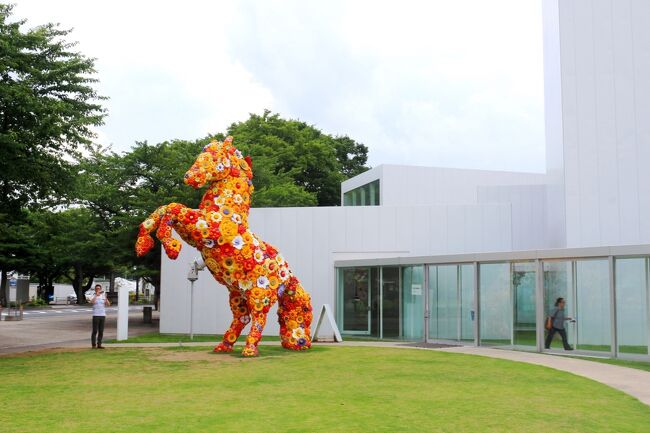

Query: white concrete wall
542;0;567;249
160;203;513;335
342;165;546;207
549;0;650;247
478;185;551;250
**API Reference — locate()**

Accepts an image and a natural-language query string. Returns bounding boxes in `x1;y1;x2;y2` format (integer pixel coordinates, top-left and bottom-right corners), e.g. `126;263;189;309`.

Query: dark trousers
92;316;106;347
545;327;571;350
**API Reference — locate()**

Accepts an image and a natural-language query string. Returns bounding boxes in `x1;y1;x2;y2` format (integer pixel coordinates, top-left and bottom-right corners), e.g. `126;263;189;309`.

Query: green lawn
1;346;649;432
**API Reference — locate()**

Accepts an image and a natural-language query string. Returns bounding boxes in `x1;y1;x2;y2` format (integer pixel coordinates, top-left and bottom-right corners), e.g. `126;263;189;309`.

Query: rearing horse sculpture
135;136;313;357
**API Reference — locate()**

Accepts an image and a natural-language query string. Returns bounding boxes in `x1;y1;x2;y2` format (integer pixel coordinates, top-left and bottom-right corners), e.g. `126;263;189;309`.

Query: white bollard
117;285;129;341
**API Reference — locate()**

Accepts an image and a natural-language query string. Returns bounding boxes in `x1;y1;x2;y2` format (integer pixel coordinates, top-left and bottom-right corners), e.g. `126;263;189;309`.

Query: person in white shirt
90;284;110;349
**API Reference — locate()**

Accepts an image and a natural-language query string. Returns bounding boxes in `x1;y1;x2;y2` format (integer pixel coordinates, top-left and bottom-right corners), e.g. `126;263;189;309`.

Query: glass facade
343;180;380;206
336;253;650;360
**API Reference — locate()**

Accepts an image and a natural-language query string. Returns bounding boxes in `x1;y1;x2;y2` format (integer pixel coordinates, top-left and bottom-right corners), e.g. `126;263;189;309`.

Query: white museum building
160;0;650;360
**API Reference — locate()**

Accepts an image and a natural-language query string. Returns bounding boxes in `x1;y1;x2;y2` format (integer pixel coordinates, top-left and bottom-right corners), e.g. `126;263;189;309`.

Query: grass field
1;346;650;433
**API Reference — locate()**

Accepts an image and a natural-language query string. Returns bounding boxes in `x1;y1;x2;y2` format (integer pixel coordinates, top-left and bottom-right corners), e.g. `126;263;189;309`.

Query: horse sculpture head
184;136;253;189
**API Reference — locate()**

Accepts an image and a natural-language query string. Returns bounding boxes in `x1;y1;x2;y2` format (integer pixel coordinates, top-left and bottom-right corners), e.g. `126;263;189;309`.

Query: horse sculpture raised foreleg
135;203;194;259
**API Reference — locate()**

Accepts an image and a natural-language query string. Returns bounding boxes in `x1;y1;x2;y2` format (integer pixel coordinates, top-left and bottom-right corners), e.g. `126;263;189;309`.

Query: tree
75;139;210;306
0;4;106;305
227;110;369;206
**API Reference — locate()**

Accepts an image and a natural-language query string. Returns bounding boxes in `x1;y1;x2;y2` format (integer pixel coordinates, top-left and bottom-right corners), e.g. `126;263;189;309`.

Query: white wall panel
161;203;513;334
633;0;650;243
552;0;650;247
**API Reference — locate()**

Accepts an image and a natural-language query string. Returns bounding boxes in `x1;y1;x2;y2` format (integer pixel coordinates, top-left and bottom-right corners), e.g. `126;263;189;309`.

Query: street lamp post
186;258;206;341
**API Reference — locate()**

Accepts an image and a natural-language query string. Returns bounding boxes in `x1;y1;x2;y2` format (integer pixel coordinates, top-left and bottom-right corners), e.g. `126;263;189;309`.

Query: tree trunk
135;277;139;302
80;274;94;304
109;271;115;293
73;264;82;304
0;268;7;307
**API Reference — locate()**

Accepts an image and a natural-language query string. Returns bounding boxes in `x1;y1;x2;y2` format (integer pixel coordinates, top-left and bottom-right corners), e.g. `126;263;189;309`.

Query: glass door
543;261;576;350
339;268;372;335
513;262;536;347
381;267;400;339
427;265;460;341
615;258;648;356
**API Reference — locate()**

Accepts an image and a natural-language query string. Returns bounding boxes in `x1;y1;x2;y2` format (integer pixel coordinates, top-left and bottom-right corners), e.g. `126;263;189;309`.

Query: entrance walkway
103;340;650;406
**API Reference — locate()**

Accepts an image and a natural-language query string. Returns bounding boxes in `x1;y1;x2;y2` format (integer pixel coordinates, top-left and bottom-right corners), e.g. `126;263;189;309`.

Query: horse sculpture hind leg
278;277;313;350
214;290;251;353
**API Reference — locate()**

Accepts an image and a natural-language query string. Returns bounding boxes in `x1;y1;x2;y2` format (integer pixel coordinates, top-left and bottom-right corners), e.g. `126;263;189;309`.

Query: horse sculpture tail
277;276;313;350
135;204;183;259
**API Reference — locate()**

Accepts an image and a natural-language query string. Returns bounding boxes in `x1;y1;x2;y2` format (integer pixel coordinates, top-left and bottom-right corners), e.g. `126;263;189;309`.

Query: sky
13;0;547;172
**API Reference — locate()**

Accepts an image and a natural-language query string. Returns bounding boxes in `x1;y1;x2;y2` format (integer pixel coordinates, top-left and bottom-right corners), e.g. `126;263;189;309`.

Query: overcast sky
14;0;546;172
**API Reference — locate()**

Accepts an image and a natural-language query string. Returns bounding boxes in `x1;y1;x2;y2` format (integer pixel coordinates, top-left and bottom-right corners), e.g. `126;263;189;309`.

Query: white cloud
14;0;545;172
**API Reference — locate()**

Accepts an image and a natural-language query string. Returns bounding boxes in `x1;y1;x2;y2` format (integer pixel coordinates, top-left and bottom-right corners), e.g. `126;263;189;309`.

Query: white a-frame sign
313;304;343;342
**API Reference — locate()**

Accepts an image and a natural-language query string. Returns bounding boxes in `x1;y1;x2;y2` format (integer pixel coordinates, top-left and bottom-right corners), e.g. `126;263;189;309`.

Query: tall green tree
0;4;106;305
227;110;369;206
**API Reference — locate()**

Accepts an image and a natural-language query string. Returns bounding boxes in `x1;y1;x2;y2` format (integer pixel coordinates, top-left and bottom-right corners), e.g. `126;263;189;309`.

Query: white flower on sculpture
223;189;233;198
253;249;264;263
239;280;252;292
216;163;225;172
276;254;285;265
204;239;215;248
257;276;270;289
292;328;306;339
235;149;243;159
231;213;242;224
231;235;244;250
233;194;243;205
195;219;208;230
223;158;231;168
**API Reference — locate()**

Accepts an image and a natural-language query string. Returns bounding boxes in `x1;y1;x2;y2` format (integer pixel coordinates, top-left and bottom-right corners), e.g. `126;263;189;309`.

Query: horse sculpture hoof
241;345;259;357
213;343;233;353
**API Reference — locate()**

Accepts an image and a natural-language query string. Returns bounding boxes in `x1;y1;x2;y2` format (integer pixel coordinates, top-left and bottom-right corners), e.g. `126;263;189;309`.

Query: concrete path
103;340;650;407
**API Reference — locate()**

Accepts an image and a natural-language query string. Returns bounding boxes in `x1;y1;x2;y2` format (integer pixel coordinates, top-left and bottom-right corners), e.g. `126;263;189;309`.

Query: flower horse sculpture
135;136;313;357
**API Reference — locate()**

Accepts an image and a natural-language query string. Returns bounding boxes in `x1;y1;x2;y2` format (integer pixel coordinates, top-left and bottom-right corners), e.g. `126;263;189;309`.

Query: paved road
0;305;148;319
0;306;159;354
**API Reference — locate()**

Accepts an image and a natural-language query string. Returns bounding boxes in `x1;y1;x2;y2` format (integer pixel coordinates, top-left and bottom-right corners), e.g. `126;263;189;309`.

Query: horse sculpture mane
135;136;313;357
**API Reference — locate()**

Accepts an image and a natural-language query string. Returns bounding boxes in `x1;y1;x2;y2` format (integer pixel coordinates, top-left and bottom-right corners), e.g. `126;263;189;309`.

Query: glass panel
576;260;610;352
343;191;352;206
369;181;376;206
513;262;536;347
460;264;475;341
369;267;380;338
401;266;424;340
616;258;648;355
340;268;371;333
381;267;400;339
427;266;438;339
479;263;511;346
373;180;380;205
543;261;575;350
437;265;459;340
